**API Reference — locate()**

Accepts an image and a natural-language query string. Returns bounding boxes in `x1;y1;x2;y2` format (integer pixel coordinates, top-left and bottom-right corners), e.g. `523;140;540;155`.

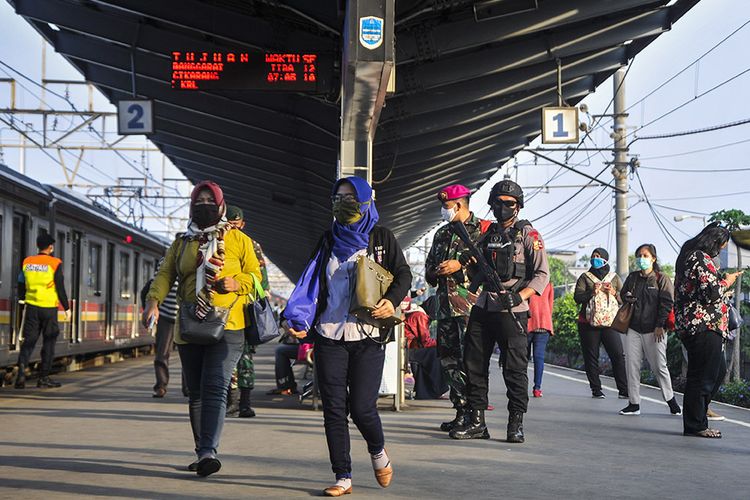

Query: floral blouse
674;250;729;337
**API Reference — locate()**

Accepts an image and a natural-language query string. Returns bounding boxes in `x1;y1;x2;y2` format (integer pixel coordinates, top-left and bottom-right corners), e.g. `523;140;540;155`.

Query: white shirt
316;249;378;342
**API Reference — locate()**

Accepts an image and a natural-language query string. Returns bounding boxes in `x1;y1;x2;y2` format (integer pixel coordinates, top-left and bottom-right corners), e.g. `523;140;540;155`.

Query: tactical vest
481;220;533;289
22;254;62;308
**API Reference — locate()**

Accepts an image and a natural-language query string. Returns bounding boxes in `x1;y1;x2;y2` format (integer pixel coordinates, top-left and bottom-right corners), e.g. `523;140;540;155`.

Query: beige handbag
349;254;403;330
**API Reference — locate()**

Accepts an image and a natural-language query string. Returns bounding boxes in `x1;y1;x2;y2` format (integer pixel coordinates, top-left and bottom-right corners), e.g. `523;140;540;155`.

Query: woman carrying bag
675;223;742;438
573;248;629;399
618;244;681;417
282;177;411;497
143;181;261;476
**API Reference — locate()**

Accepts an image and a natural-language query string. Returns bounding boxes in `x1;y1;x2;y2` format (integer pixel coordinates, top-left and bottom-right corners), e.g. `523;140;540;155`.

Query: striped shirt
158;282;179;322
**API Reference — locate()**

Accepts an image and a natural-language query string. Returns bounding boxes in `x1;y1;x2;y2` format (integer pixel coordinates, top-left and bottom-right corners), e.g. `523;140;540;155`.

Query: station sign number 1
541;106;579;144
117;99;154;135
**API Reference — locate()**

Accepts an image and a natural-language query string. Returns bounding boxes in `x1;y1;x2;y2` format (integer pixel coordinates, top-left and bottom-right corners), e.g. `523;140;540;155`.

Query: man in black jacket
450;180;549;444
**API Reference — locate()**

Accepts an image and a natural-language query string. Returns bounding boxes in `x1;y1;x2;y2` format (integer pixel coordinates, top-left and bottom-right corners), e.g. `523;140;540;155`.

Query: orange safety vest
22;254;62;308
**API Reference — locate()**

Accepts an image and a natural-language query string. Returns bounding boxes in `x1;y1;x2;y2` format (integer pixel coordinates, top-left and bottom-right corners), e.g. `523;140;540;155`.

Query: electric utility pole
612;67;629;277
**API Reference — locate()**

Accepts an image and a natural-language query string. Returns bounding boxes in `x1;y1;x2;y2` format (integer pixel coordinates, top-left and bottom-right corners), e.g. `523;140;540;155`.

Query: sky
1;0;749;271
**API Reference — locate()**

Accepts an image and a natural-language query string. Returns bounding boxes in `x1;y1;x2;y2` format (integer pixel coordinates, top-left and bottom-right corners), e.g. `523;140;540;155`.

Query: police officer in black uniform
450;179;549;443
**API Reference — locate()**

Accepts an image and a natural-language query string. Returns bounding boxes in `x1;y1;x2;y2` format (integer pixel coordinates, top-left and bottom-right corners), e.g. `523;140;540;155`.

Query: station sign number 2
541;106;579;144
117;99;154;135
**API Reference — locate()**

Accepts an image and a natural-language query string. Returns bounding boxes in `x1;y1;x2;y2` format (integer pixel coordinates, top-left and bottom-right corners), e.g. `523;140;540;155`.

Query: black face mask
492;203;517;223
192;204;220;228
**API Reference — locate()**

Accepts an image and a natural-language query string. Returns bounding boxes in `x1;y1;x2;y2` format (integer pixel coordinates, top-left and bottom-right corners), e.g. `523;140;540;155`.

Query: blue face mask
591;257;607;269
636;257;653;271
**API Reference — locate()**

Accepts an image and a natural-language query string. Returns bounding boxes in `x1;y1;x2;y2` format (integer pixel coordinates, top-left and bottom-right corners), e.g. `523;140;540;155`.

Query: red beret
437;184;471;202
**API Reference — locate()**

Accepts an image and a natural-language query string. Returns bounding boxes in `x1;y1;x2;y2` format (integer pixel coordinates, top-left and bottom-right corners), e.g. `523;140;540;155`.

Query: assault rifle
450;220;524;334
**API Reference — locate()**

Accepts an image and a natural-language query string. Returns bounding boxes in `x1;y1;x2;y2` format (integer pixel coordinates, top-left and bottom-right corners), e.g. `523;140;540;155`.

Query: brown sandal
684;428;722;438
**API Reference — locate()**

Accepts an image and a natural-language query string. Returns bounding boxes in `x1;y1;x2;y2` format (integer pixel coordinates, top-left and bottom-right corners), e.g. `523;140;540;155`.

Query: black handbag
728;300;743;340
179;300;236;345
245;274;281;345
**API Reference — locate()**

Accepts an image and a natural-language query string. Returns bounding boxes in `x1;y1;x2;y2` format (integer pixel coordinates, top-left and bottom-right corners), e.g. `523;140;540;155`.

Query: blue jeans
527;331;550;390
315;336;386;477
178;331;244;457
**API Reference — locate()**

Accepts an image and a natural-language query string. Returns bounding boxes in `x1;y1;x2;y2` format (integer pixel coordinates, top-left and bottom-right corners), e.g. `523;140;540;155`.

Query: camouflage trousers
230;342;256;390
437;316;468;409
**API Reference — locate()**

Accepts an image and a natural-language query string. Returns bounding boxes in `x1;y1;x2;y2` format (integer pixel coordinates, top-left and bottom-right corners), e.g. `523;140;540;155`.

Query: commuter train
0;164;168;370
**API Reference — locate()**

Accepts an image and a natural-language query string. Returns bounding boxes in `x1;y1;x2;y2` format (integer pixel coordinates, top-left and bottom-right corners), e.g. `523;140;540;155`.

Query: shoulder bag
245;273;282;345
349;254;403;330
175;237;237;345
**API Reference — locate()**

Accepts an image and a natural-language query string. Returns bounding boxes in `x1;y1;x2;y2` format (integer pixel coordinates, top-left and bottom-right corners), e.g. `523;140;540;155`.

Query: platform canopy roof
10;0;700;278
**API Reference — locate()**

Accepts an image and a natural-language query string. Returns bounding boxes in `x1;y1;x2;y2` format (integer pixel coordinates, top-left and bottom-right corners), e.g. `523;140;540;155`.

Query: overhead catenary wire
0;59;179;193
630;116;750;145
638;137;750;160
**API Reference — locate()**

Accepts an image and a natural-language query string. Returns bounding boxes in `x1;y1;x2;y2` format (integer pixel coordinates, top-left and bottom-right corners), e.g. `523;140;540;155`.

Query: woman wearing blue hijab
283;177;412;496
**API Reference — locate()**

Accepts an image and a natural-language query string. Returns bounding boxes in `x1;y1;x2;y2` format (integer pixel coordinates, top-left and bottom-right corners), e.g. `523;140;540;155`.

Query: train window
119;252;131;299
88;243;101;295
56;231;65;263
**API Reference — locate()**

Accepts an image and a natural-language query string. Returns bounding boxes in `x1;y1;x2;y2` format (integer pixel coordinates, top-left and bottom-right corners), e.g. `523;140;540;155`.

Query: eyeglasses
331;193;357;203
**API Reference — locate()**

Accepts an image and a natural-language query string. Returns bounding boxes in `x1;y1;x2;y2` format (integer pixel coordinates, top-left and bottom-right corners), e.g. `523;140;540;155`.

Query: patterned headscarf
186;181;229;319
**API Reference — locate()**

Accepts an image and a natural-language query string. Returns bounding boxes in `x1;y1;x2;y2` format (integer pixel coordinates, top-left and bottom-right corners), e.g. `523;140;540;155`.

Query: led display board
170;51;331;92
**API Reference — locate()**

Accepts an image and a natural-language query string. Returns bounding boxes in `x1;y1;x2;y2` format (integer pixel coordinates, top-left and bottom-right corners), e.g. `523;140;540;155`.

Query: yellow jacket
147;229;261;342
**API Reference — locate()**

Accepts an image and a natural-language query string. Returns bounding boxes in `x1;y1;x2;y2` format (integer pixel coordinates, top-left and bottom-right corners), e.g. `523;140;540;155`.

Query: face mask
192;204;220;228
333;199;364;225
591;257;607;269
492;203;517;223
636;257;653;271
441;205;458;223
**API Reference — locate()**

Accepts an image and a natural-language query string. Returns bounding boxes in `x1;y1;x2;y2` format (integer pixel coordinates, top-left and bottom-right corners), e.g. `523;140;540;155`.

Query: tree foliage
548;257;575;287
549;293;580;365
709;209;750;231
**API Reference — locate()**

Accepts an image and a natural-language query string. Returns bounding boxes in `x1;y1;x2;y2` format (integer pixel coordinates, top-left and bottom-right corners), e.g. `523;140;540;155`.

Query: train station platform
1;345;749;499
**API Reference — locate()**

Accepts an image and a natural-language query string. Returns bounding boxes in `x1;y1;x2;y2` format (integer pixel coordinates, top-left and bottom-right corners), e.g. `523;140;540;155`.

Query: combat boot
14;365;26;389
238;388;256;418
449;409;490;440
507;411;524;443
440;407;468;432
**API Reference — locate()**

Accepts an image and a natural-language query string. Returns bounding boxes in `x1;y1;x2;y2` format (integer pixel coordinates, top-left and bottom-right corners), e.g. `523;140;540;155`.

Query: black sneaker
619;404;640;415
196;456;221;477
37;376;62;388
618;393;629;399
592;390;606;399
667;397;682;415
187;460;200;472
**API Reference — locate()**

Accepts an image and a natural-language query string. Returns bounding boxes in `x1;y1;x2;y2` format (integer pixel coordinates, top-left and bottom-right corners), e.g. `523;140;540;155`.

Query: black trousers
154;318;176;391
17;305;60;377
315;336;385;477
274;343;299;390
578;323;628;395
437;317;468;409
464;307;529;413
682;331;726;434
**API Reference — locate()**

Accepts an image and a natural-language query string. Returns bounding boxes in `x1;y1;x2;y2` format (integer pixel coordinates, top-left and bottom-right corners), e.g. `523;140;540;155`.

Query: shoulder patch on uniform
528;229;543;251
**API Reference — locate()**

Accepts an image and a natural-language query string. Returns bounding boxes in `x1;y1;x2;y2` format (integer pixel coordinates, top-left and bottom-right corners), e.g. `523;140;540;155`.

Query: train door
82;237;106;341
55;226;73;342
10;212;28;349
70;230;82;343
105;242;115;341
113;246;135;340
0;206;7;351
133;252;140;337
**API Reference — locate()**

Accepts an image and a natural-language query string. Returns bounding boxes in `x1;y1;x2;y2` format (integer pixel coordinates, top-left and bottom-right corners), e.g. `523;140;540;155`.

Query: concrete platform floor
1;344;749;499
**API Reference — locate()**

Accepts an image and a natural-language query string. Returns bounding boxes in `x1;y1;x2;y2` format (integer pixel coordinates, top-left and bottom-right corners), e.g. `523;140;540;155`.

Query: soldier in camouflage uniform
425;185;485;432
225;206;271;418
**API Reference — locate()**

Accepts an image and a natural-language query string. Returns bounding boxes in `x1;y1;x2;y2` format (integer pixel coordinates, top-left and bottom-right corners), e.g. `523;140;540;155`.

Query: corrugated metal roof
8;0;701;278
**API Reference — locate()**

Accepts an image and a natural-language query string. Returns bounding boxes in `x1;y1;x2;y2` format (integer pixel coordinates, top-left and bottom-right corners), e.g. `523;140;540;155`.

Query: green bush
715;379;750;408
549;293;581;366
